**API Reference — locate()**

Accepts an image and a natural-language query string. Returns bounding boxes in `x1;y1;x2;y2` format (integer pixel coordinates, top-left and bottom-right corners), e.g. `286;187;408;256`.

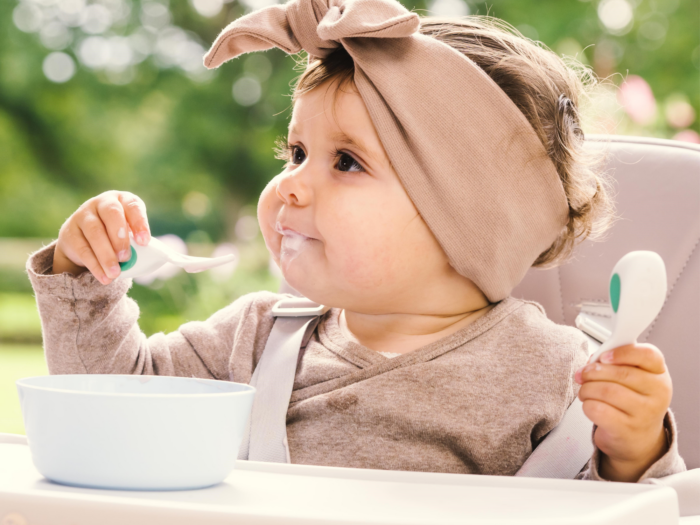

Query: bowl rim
16;374;256;398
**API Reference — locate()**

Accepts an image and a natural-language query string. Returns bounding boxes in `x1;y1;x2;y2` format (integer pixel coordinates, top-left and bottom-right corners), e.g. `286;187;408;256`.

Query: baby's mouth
275;221;311;261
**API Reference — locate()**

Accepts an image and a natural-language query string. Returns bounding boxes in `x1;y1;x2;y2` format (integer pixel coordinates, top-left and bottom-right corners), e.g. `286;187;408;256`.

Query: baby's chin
276;241;320;293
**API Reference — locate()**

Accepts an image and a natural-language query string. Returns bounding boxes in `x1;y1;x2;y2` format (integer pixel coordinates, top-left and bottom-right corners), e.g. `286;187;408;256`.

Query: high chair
1;134;699;524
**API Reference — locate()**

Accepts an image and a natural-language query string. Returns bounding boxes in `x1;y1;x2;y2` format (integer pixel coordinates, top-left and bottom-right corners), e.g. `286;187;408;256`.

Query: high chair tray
0;437;685;525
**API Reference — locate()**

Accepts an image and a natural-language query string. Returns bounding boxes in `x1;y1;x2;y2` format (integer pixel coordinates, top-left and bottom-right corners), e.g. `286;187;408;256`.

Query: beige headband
204;0;569;303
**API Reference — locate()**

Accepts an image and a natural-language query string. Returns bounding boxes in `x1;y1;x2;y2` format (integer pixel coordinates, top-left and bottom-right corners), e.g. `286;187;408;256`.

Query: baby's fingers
96;195;131;263
118;192;150;246
599;344;666;374
576;363;660;396
69;225;113;285
77;210;121;283
578;380;643;417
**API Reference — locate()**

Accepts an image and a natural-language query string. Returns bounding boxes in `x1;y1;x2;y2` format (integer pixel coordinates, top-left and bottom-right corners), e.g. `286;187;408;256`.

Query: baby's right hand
53;191;151;285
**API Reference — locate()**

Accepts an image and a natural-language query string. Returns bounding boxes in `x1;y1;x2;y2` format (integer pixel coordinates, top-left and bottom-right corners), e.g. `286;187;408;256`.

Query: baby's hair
283;15;619;268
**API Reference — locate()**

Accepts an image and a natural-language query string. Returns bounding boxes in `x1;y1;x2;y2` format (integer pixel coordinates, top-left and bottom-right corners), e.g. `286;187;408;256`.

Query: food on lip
275;221;311;239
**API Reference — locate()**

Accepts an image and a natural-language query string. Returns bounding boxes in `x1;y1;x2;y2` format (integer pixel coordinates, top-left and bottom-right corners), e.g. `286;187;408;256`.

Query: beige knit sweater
26;240;686;481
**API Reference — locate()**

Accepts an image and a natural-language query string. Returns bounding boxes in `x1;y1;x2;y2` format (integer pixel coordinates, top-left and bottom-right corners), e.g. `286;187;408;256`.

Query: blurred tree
0;0;697;242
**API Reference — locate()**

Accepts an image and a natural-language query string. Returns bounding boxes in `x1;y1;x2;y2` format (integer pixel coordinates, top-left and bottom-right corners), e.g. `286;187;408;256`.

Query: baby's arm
26;190;246;377
27;239;250;378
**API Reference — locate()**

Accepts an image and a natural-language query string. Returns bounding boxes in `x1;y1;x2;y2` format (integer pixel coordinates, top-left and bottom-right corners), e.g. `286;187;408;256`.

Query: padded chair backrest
511;135;700;469
278;134;700;469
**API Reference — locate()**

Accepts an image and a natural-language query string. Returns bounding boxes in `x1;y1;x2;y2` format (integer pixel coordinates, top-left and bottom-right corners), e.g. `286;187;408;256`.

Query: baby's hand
574;343;672;482
53;191;151;285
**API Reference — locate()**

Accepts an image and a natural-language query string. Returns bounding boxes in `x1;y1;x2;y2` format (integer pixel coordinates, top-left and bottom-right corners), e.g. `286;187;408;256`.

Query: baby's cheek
327;232;401;290
320;191;406;289
257;179;283;257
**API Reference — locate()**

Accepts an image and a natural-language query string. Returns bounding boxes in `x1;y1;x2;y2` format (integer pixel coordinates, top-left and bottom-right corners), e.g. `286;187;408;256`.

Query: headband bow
204;0;569;303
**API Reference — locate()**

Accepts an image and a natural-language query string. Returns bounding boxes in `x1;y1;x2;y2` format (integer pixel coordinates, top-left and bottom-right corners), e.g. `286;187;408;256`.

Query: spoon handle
587;251;667;364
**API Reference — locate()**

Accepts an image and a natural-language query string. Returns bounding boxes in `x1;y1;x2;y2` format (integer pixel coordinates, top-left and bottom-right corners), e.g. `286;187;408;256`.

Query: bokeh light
672;130;700;144
209;243;239;282
597;0;634;35
182;191;211;219
42;51;76;82
191;0;223;18
429;0;469;17
665;95;696;130
235;215;260;241
617;75;657;126
233;76;262;106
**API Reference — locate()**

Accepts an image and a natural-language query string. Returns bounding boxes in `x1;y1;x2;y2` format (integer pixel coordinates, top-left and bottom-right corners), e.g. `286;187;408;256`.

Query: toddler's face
257;80;461;312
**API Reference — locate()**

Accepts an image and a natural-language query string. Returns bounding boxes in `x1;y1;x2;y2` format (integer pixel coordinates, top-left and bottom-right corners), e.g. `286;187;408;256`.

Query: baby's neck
340;302;496;355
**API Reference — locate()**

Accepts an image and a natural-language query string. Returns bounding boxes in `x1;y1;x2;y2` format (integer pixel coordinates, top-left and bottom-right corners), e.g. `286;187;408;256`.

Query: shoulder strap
238;296;330;463
515;318;604;479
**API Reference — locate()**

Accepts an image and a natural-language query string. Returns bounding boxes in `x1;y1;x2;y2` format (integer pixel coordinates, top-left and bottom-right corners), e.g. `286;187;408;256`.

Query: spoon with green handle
117;233;237;280
587;250;667;364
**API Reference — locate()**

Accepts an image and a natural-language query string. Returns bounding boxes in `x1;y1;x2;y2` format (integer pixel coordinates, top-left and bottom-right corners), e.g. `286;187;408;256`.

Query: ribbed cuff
25;239;132;302
586;408;687;482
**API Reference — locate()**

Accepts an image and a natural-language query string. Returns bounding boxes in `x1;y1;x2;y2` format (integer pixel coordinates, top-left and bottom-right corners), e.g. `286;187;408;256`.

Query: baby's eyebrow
287;125;383;164
329;131;382;163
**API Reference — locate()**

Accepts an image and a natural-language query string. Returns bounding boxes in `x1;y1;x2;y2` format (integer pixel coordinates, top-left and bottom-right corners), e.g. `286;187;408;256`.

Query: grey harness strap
514;395;594;478
240;295;600;479
238;297;329;463
515;320;602;478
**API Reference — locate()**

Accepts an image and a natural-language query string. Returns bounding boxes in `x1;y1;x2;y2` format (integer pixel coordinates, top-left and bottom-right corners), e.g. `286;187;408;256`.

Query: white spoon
117;233;237;280
587;250;667;364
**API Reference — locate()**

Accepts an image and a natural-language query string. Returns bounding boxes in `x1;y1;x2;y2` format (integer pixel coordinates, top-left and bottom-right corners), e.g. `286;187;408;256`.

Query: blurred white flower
128;29;154;63
57;0;86;27
154;25;187;67
13;3;43;33
81;3;112;34
429;0;468;17
141;1;170;30
191;0;223;17
43;51;76;82
105;36;133;70
597;0;634;35
233;76;261;106
78;36;110;68
97;0;131;25
39;20;72;49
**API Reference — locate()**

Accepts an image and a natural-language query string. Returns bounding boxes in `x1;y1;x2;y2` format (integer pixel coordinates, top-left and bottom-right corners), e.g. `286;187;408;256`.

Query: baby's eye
292;145;306;165
336;152;364;173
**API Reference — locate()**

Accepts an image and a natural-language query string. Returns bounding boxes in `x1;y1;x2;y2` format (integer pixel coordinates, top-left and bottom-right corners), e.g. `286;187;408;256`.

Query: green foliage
0;0;697;239
0;345;48;434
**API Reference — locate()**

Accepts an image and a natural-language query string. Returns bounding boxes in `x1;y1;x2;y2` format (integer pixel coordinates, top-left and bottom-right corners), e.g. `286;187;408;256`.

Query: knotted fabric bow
204;0;569;303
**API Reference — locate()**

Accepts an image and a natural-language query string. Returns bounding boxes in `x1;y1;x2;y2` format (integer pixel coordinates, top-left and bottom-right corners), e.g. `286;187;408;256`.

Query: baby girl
27;0;685;483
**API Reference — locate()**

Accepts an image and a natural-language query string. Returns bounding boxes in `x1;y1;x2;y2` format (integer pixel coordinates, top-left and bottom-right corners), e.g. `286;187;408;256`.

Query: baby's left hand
575;343;672;482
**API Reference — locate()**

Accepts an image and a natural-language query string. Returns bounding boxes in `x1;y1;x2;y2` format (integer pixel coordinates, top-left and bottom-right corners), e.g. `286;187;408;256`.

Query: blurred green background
1;0;698;434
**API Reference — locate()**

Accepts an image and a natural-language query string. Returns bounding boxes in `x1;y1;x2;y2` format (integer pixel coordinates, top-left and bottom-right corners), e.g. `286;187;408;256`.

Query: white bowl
16;374;255;491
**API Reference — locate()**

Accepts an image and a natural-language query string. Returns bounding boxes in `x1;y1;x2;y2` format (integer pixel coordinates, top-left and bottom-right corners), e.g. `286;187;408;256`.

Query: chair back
512;135;700;469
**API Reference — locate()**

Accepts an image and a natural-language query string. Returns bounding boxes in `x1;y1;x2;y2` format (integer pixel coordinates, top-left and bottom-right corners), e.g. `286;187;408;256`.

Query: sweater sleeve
26;239;257;379
576;408;687;482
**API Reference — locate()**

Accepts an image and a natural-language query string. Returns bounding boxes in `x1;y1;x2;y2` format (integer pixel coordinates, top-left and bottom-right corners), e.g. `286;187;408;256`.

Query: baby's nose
275;169;313;206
